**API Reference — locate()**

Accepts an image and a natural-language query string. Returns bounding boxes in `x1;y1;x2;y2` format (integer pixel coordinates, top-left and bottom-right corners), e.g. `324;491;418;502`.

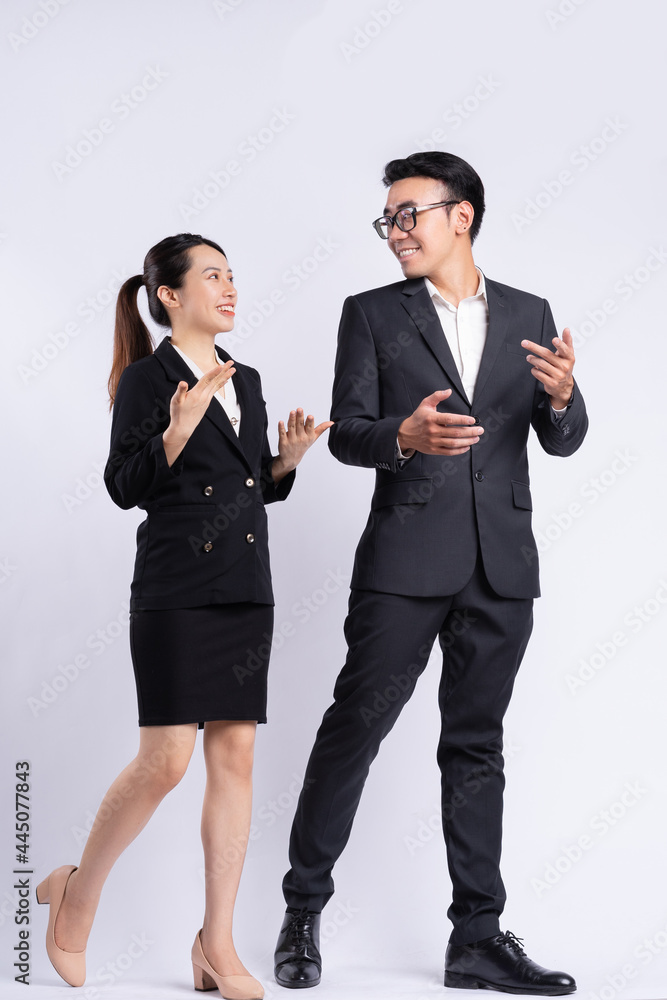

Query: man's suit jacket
328;275;588;600
104;337;294;611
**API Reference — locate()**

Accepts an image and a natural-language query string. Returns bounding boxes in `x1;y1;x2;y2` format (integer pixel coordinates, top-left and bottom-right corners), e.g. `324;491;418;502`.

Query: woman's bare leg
199;720;257;976
54;723;198;951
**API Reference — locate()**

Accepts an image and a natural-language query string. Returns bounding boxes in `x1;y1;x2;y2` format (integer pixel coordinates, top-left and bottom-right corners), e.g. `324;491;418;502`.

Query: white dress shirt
425;266;489;403
171;343;242;435
396;269;566;461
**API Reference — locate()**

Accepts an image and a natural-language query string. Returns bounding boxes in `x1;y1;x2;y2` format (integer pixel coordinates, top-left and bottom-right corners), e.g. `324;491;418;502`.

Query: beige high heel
191;929;263;999
35;865;86;987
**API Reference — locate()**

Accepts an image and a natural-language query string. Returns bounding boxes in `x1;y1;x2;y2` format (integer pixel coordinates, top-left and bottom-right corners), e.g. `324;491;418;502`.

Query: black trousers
282;555;533;945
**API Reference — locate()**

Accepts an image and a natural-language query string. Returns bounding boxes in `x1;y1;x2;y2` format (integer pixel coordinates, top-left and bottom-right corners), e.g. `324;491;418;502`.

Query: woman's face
167;243;238;336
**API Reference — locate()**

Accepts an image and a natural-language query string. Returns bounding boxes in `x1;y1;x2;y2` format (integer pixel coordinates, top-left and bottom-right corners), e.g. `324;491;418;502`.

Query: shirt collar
424;267;487;311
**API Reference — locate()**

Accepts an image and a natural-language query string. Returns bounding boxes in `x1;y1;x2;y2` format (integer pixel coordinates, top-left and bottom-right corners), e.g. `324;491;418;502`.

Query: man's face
383;176;460;280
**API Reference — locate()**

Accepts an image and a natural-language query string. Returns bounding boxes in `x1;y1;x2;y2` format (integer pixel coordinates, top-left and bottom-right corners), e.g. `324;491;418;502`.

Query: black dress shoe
445;931;576;995
274;908;322;989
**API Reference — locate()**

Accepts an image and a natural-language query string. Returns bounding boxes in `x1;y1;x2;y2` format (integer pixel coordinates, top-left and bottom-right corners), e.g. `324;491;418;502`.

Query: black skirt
129;603;274;728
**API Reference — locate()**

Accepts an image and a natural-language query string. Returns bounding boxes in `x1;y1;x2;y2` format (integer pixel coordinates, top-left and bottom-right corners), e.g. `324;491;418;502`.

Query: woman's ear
157;284;179;312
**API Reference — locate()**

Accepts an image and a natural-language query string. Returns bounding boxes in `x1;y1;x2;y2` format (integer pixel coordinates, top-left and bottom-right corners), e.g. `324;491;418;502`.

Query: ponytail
107;234;227;408
108;274;153;408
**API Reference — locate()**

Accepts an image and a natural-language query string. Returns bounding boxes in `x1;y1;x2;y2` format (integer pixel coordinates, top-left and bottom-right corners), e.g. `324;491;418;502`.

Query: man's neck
426;257;479;308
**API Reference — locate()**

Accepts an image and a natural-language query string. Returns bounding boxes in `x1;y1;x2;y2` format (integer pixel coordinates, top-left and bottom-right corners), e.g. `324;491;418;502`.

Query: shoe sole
274;973;321;989
444;972;576;995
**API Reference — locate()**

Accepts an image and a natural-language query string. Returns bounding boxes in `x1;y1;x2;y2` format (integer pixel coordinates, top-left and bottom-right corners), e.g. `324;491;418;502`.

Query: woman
36;233;331;999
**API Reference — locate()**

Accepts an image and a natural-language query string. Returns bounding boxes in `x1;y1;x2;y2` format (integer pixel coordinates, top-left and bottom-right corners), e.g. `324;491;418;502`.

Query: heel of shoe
35;878;50;905
444;970;480;989
193;961;217;991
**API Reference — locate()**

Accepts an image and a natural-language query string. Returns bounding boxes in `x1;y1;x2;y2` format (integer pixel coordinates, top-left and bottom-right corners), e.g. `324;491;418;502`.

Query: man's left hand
521;327;575;410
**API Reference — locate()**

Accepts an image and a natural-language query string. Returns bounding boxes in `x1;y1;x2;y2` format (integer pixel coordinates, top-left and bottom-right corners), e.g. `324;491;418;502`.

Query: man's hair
382;152;486;244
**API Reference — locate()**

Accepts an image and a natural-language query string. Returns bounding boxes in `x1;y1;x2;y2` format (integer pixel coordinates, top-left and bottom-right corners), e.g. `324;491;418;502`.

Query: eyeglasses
372;201;460;239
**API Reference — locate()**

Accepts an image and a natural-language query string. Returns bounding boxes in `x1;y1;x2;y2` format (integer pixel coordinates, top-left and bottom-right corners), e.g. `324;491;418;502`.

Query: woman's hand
271;408;333;483
162;361;235;466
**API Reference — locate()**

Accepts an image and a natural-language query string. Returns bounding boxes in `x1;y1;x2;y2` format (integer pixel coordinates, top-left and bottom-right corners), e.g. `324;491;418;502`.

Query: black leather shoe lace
502;931;527;956
289;910;316;950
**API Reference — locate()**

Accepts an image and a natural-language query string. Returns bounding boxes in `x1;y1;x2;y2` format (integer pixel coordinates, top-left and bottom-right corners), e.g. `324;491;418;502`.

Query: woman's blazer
104;337;294;611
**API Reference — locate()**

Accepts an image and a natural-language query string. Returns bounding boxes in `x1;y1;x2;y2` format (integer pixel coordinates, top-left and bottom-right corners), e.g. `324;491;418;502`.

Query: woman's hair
108;233;226;407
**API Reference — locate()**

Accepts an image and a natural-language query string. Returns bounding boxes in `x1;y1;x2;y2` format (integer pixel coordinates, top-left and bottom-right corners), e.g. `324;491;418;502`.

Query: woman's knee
204;721;256;778
135;726;196;791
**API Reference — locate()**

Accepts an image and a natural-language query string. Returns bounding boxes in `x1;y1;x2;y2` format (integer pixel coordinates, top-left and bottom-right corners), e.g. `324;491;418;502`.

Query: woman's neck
170;329;219;372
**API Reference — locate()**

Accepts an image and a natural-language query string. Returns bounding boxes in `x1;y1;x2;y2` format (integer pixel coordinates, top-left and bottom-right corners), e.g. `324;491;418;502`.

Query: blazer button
474;471;484;482
203;486;214;496
473;415;480;425
204;541;213;552
246;533;255;544
245;477;255;488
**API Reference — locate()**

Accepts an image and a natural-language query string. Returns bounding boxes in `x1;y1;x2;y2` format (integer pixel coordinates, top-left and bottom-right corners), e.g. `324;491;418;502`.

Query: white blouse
171;342;242;436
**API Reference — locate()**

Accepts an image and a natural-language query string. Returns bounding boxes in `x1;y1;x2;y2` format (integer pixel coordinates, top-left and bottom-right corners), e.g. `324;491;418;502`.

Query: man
274;152;587;994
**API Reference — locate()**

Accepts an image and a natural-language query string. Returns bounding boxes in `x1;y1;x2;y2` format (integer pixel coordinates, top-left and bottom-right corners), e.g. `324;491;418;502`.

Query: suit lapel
471;277;510;404
400;280;468;404
223;347;260;457
153;338;251;464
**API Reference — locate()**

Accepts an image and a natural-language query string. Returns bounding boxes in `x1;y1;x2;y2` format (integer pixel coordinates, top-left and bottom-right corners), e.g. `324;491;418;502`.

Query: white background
2;1;666;998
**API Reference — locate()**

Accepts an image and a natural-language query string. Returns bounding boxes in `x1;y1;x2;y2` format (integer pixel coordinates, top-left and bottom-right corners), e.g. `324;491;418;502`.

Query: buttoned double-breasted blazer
328;274;588;600
104;337;294;611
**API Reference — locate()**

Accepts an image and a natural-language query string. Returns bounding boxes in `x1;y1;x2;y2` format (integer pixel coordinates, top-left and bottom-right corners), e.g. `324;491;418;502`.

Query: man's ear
454;201;474;235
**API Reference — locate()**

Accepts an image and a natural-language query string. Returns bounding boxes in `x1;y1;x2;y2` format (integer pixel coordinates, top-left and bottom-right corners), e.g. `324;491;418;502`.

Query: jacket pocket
511;480;532;511
505;342;529;357
371;478;434;510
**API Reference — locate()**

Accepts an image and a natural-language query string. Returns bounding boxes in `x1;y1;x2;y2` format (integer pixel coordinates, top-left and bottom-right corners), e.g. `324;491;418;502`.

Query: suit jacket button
245;477;255;488
473;415;480;425
203;486;214;496
204;541;213;552
474;471;484;482
246;533;255;544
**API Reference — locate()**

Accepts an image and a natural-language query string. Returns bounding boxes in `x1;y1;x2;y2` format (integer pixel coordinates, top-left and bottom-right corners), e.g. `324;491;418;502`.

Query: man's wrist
548;383;574;411
397;420;415;457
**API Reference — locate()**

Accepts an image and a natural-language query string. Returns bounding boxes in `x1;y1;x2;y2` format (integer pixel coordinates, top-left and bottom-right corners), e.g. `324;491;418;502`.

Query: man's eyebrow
382;200;417;214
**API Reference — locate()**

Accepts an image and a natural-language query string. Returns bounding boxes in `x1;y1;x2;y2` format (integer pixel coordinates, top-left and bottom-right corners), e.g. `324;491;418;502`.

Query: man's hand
521;328;575;410
398;389;483;457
